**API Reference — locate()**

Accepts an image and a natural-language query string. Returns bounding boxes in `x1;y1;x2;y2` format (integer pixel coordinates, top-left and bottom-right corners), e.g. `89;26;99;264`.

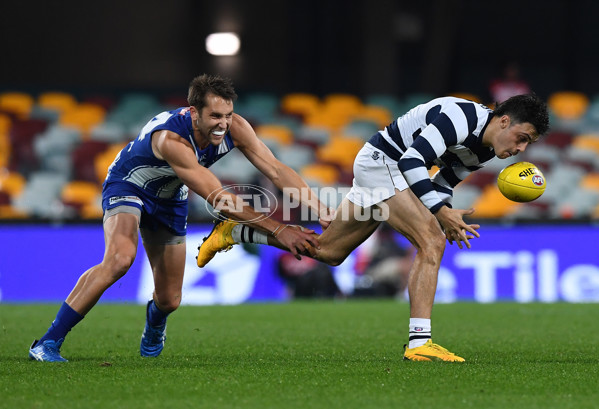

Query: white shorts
346;143;408;208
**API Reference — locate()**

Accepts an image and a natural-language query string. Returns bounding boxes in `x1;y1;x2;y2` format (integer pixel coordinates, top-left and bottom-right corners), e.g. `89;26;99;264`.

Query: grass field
1;301;598;409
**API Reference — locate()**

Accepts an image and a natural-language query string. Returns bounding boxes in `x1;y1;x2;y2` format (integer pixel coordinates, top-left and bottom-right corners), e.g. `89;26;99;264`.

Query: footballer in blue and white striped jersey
360;96;542;214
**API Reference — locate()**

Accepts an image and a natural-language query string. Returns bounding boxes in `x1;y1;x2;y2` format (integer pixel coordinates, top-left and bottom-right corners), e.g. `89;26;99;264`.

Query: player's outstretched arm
230;114;334;229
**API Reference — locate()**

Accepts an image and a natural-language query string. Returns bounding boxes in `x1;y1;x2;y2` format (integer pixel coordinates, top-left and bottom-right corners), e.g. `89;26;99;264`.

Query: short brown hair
187;74;238;109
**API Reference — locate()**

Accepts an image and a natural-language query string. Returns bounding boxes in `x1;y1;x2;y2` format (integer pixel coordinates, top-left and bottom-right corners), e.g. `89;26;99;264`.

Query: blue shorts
102;181;188;236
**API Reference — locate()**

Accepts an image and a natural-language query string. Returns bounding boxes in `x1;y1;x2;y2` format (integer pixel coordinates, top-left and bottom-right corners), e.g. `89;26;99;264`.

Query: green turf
1;301;598;409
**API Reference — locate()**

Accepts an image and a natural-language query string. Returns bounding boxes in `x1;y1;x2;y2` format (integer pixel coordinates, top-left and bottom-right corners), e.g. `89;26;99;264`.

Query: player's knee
104;251;136;278
317;249;349;267
155;296;181;313
415;229;446;263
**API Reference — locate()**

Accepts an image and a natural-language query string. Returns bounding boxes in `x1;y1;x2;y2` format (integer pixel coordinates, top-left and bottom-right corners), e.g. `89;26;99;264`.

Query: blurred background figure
489;61;531;103
277;251;340;299
352;223;414;299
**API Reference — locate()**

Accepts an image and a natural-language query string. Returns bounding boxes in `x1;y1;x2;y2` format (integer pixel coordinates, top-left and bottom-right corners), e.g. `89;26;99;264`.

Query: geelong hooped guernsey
368;97;496;213
104;107;234;201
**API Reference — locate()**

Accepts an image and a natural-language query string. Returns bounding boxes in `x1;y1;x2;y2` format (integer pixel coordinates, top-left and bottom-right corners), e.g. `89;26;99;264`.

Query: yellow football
497;161;546;202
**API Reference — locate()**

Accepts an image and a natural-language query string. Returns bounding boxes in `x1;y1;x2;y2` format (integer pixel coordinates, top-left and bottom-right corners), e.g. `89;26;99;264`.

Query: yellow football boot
196;218;239;268
403;339;465;362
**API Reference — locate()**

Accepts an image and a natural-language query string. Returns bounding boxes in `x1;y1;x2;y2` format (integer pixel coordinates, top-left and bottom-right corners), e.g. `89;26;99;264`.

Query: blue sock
147;300;169;327
38;302;84;344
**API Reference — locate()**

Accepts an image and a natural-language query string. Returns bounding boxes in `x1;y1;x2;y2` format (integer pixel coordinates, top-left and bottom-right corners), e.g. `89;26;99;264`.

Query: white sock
408;318;431;348
231;225;269;244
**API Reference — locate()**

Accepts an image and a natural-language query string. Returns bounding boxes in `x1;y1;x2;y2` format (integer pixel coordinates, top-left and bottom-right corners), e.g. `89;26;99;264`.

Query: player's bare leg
66;212;140;315
289;197;381;266
382;188;446;319
139;238;186;357
30;212;139;362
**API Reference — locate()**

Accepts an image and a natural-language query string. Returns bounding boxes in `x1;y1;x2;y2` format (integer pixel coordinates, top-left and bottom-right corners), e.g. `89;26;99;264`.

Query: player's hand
276;225;320;259
318;207;336;230
435;207;480;249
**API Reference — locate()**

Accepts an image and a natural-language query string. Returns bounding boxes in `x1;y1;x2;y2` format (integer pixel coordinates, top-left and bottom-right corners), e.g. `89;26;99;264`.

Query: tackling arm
231;114;334;227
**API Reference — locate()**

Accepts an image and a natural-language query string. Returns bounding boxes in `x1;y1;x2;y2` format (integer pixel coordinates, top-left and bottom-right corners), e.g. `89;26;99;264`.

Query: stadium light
205;32;241;56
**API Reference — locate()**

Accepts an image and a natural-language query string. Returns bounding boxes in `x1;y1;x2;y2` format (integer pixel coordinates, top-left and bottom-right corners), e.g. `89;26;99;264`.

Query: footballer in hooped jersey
28;74;334;362
198;94;550;362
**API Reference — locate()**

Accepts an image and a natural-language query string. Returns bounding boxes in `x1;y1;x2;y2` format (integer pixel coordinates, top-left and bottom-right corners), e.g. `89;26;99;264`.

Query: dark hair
493;94;549;136
187;74;238;110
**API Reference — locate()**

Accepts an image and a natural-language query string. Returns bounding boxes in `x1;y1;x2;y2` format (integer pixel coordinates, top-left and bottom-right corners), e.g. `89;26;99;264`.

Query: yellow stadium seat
281;93;321;117
0;204;29;219
300;163;341;186
353;105;392;128
38;91;78;113
0;170;26;197
0;133;10;168
316;136;364;171
255;124;294;145
80;202;104;219
61;181;101;207
0;92;34;118
548;91;589;120
94;143;126;184
580;173;599;192
323;93;363;116
471;185;521;218
59;103;106;136
572;134;599;154
304;111;348;132
0;113;11;133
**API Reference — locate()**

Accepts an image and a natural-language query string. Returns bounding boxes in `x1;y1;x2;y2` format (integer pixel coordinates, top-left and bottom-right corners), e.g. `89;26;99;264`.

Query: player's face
194;93;234;146
494;119;538;159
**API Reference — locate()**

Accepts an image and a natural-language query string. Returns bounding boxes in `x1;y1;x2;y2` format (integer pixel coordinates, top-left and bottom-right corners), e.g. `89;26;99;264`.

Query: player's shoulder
229;113;255;143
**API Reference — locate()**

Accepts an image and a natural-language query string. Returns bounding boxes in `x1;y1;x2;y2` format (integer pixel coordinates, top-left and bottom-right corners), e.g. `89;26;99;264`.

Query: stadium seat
452;184;482;210
94;143;127;184
38;91;78;114
71;140;110;182
323;93;363;117
0;190;9;205
255;124;294;145
316;136;363;171
295;125;331;147
343;119;380;141
0;92;34;118
580;173;599;192
81;95;117;111
352;105;392;129
0;116;11;167
572;134;599;154
281;93;321;118
548;91;589;120
365;94;403;116
0;170;25;197
8;118;49;172
550;187;599;219
470;185;520;218
59;103;106;137
0;204;28;219
12;171;69;218
300;163;341;187
61;181;101;212
461;170;498;189
542;131;574;149
90;121;128;143
277;144;315;172
304;111;349;132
